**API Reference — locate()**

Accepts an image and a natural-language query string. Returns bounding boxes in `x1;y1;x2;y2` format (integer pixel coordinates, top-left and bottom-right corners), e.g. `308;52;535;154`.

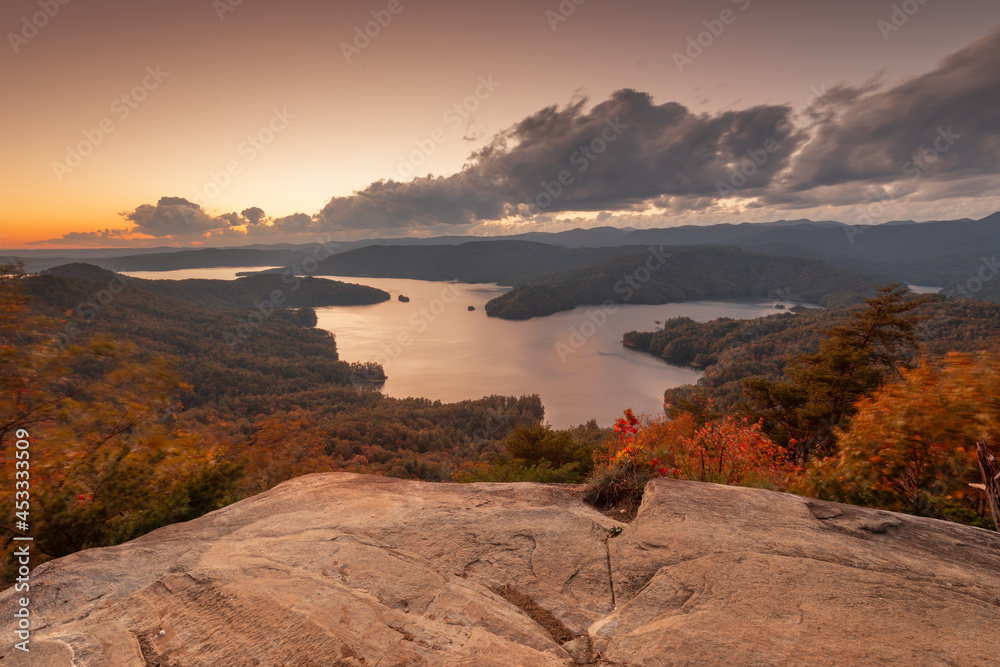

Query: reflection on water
314;276;797;428
123;267;283;281
121;268;802;428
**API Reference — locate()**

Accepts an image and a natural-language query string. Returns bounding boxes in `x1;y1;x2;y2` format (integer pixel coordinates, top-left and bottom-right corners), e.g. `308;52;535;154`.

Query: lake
311;277;799;428
122;268;800;428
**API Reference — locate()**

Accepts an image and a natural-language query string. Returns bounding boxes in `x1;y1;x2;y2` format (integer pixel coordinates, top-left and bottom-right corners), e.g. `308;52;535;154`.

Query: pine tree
744;284;926;463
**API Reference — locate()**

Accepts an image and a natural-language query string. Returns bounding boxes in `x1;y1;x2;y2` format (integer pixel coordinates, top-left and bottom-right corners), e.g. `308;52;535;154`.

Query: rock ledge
2;473;998;666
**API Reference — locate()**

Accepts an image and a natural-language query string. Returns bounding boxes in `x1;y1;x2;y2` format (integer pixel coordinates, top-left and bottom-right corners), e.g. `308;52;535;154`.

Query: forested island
42;263;391;309
484;246;877;319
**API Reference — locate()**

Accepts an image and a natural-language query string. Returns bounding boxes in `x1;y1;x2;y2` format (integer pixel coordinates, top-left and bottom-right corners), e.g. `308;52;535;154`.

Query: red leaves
679;416;792;485
613;409;640;441
603;409;791;488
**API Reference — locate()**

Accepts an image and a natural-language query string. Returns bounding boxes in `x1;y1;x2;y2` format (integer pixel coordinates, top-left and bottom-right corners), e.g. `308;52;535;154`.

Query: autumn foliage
587;408;793;513
797;352;999;528
665;417;793;486
0;266;241;581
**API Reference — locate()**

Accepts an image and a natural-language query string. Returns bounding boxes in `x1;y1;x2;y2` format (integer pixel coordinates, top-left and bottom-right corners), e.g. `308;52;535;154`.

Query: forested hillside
485;246;877;319
20;266;539;442
609;213;1000;291
1;265;549;580
596;288;1000;529
620;295;1000;410
42;263;390;309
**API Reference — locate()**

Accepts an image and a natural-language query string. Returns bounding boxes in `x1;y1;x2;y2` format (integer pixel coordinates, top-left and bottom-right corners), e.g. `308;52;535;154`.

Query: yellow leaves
803;349;1000;524
0;279;242;562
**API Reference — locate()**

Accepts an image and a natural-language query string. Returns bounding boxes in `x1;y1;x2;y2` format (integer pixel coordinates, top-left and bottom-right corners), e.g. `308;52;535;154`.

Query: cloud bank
37;27;1000;245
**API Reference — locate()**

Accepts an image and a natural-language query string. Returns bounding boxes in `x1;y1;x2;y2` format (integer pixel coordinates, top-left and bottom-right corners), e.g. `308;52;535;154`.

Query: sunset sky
2;0;999;248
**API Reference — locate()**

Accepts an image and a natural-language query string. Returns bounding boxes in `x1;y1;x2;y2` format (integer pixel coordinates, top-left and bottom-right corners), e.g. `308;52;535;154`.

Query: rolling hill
484;246;879;319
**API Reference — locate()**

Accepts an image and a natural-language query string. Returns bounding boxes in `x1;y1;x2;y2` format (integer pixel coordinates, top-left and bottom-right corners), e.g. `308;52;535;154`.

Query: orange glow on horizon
1;1;996;249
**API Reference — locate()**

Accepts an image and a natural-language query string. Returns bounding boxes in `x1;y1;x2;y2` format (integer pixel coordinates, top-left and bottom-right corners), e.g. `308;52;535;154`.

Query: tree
586;410;792;513
296;307;318;327
797;352;999;529
666;416;793;487
454;423;597;484
976;437;999;529
502;423;593;469
0;264;242;582
744;284;926;463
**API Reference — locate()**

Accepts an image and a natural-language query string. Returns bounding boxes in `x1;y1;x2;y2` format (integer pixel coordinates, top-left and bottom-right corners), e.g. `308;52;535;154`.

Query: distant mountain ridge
6;213;998;300
289;241;646;285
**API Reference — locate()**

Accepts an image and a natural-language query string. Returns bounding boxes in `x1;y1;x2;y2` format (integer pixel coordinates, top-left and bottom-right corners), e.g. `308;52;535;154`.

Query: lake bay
311;277;795;428
123;268;797;428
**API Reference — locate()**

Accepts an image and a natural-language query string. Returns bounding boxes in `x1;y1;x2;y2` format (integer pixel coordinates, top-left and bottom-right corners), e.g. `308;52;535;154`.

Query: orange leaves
800;350;1000;527
677;416;793;486
601;410;791;489
0;271;244;565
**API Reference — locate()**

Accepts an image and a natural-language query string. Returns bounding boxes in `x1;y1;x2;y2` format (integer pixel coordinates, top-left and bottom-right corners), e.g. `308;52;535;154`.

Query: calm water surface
907;284;943;295
124;267;282;280
123;268;801;428
313;277;797;428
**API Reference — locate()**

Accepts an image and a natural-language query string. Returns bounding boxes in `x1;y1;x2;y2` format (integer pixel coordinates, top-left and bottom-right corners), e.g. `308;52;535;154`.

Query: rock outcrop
2;473;998;666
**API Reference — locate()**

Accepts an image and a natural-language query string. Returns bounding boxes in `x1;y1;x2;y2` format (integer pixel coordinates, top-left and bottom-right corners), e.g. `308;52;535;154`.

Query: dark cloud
219;212;245;227
42;29;999;247
114;199;308;240
315;89;802;232
121;197;223;237
218;206;272;229
270;212;314;233
27;229;131;246
241;207;266;226
310;29;1000;233
778;27;1000;198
